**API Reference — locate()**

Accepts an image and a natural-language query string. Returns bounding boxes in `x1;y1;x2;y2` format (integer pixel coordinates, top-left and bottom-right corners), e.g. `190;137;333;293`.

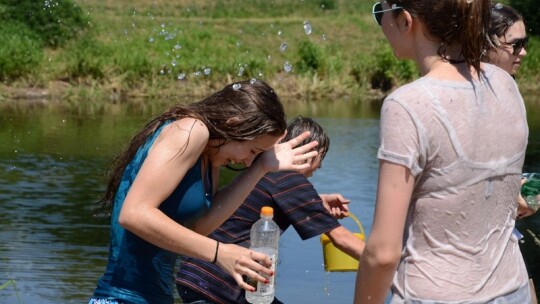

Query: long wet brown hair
387;0;492;76
96;80;286;215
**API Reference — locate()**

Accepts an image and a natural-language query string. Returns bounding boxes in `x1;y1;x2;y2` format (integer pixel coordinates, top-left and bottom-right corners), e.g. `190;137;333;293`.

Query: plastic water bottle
245;206;280;304
521;173;540;212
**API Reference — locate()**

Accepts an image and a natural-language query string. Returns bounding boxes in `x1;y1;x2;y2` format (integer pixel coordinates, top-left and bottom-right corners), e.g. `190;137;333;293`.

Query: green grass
1;0;539;104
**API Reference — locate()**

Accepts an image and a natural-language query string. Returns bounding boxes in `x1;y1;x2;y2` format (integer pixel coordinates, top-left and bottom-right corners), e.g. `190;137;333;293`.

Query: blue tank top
92;121;213;304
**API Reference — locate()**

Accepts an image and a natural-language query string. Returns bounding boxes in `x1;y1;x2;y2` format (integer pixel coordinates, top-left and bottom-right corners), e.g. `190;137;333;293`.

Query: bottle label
246;254;276;296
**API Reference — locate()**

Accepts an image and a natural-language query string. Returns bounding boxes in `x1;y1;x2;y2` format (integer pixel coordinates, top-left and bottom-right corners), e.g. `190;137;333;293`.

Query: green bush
63;36;107;80
351;45;418;92
510;0;539;36
0;22;43;81
296;39;326;76
0;0;89;47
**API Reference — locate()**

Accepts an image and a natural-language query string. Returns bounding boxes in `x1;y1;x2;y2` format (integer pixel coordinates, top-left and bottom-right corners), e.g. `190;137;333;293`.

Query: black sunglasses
501;36;529;56
372;2;403;26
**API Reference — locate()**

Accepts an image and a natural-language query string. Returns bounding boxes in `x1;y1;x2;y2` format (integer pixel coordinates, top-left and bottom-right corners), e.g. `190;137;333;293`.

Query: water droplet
193;70;202;76
174;44;182;50
177;73;186;80
148;37;155;43
204;68;211;75
303;21;312;35
160;69;165;75
250;78;257;84
279;42;288;52
277;30;282;36
233;83;242;90
284;61;292;73
238;66;245;77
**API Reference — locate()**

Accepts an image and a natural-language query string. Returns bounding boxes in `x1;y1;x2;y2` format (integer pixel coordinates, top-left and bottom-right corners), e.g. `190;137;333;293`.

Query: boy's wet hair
283;116;330;161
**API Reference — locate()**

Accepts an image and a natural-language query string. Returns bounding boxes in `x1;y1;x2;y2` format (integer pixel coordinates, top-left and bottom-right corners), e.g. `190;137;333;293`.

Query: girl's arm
117;119;317;290
191;131;319;235
354;160;414;303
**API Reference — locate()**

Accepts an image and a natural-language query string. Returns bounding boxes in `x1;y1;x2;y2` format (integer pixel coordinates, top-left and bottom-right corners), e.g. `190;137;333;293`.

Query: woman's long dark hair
488;3;524;41
96;80;286;215
388;0;492;77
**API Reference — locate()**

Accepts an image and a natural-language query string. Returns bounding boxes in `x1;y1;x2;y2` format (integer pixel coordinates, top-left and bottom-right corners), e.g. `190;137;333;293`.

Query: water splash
203;68;212;76
250;78;257;84
233;83;242;90
284;61;292;73
177;73;186;80
238;66;245;77
303;21;312;35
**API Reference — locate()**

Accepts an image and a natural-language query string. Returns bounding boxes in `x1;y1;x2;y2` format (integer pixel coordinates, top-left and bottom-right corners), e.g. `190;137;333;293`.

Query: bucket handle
347;212;365;237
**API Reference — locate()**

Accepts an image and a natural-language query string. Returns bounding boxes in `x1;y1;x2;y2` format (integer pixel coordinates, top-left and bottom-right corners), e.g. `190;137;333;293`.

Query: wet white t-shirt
378;64;529;303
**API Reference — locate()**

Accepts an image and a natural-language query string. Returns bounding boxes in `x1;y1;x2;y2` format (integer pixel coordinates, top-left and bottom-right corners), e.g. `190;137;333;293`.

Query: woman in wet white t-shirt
355;1;530;303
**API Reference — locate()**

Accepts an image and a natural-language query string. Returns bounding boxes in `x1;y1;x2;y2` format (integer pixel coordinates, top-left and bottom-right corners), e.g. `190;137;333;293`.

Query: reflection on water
0;96;539;303
0;154;110;303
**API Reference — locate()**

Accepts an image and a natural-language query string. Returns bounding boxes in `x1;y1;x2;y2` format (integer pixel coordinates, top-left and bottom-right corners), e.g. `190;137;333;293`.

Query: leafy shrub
510;0;539;36
63;36;107;80
351;45;418;92
296;39;326;76
0;0;89;47
0;22;43;81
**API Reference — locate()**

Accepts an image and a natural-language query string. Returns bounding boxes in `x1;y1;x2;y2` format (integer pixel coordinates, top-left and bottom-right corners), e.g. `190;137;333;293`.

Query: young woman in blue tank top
88;80;319;304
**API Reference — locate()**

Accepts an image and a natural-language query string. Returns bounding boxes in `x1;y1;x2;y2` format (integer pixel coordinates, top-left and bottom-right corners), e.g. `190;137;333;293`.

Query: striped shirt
175;170;341;304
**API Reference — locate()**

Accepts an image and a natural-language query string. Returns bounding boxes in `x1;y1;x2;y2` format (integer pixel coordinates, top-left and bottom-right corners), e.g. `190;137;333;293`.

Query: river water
0;95;539;303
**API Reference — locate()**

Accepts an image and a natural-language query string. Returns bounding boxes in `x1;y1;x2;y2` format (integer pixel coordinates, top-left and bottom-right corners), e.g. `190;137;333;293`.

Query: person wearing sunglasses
484;3;528;76
484;3;538;303
355;1;530;303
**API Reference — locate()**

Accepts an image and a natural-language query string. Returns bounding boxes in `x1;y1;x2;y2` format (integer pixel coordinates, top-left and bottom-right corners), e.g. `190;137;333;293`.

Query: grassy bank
1;0;539;105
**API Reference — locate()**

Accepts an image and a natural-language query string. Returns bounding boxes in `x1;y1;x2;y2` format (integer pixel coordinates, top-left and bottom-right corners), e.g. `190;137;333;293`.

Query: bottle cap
261;206;273;216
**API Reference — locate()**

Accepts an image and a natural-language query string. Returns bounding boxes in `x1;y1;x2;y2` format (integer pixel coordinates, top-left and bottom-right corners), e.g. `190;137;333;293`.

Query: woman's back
379;64;529;301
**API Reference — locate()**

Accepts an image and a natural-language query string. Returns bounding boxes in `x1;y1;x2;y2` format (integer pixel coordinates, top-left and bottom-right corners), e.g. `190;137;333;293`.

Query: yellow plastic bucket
320;212;365;272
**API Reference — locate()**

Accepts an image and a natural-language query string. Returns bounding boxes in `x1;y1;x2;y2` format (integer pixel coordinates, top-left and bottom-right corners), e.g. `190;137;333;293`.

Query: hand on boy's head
259;131;318;172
